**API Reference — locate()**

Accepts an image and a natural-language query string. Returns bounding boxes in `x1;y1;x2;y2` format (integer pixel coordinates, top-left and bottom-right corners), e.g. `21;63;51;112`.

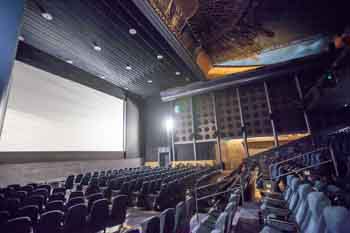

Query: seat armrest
262;206;289;216
265;218;298;232
261;191;283;198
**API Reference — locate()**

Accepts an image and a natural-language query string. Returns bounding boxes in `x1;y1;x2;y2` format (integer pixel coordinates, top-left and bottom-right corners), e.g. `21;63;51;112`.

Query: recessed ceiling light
93;43;102;52
157;54;164;60
126;65;132;70
129;28;137;35
66;60;73;64
147;80;153;84
18;35;24;41
41;12;53;21
175;71;181;76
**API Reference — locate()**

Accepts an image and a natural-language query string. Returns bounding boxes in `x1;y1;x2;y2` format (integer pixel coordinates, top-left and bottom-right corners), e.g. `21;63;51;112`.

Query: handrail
269;147;328;179
197;188;238;201
274;160;332;179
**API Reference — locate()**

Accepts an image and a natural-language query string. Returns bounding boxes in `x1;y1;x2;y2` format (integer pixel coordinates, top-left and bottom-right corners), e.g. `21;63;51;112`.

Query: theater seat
16;205;39;224
87;198;109;233
160;208;175;233
174;201;187;233
323;206;350;233
141;216;160;233
63;203;87;233
5;216;32;233
108;195;128;228
36;210;64;233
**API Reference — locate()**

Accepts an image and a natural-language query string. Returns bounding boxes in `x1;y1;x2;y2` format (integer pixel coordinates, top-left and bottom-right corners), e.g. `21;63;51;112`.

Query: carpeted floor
234;202;262;233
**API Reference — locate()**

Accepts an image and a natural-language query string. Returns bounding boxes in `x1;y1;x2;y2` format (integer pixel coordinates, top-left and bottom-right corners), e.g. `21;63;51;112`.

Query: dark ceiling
19;0;200;98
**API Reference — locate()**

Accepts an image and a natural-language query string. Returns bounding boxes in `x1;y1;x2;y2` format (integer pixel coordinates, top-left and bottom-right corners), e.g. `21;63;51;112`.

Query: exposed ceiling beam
131;0;206;81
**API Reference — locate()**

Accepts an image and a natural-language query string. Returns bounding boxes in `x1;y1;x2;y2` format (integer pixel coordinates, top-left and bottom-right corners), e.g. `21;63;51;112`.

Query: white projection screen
0;61;124;151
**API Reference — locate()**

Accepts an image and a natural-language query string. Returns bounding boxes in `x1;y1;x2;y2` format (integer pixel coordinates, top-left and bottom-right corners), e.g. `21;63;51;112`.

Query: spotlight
125;87;129;90
18;35;24;42
147;80;153;84
41;12;53;21
175;71;181;76
126;65;132;70
100;75;106;79
66;60;73;64
157;54;164;60
129;28;137;35
93;43;102;51
164;117;174;132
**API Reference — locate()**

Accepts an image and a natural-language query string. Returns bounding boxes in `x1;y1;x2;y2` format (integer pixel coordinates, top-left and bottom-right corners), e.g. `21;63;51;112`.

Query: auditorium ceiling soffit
148;0;347;79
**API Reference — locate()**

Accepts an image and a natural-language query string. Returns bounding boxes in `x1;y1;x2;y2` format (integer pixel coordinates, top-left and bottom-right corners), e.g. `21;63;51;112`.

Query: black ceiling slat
19;0;191;97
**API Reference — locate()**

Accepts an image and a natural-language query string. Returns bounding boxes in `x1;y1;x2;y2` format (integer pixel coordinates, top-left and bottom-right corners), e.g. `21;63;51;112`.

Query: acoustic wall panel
268;77;306;134
240;84;272;137
174;97;193;143
193;94;216;140
215;88;242;139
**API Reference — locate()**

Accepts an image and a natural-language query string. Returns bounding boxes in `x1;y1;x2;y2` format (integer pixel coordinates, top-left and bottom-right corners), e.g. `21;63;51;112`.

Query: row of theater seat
0;165;220;233
260;174;350;233
0;193;127;233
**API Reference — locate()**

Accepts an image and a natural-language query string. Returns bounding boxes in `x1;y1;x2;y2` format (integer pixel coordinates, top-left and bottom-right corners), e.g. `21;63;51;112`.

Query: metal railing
269;146;339;179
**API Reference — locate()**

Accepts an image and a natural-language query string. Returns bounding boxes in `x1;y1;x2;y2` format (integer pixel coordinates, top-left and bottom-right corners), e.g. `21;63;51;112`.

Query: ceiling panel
19;0;198;97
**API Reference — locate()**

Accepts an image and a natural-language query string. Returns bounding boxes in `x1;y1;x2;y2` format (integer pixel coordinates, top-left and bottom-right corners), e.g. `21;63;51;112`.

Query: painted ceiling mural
149;0;344;78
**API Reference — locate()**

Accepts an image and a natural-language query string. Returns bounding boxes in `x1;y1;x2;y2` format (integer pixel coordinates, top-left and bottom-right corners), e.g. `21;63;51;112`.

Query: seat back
87;193;104;212
66;197;85;209
214;211;229;233
23;195;45;212
110;195;128;226
88;198;109;232
16;205;39;224
37;210;64;233
69;191;84;200
0;211;10;227
174;201;186;233
287;177;301;212
142;216;160;233
49;193;65;202
304;192;331;233
5;216;32;233
64;203;87;233
294;184;313;227
160;208;175;233
46;200;65;212
323;206;350;233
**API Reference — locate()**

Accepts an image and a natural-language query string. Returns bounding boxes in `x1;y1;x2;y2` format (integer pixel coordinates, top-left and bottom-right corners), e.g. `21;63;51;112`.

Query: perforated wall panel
268;77;306;134
215;88;242;139
174;98;193;143
240;84;272;137
193;94;216;140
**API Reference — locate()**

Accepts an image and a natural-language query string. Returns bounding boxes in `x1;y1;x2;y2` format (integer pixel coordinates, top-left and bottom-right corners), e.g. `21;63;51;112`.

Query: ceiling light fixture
147;80;153;84
126;65;132;70
100;75;106;79
129;28;137;35
41;12;53;21
175;71;181;76
157;54;164;60
125;87;129;90
93;43;102;52
18;35;24;42
66;60;73;64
